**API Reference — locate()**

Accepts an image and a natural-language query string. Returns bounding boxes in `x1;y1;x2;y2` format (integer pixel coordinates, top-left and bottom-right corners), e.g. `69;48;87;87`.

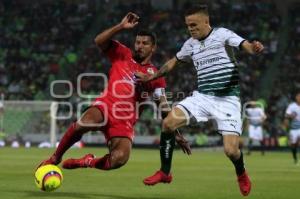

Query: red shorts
92;98;135;142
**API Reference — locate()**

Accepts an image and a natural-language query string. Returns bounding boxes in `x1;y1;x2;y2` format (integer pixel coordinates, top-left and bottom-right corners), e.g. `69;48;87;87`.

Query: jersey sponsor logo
195;57;221;67
223;119;238;123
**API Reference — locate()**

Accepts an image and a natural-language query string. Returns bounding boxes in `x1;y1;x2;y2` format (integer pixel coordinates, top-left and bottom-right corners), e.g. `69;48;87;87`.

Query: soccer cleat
143;170;172;185
36;156;60;170
62;154;95;169
237;171;252;196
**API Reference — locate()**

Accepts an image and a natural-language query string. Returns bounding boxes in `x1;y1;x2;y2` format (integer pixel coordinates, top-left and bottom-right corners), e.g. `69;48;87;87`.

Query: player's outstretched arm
241;40;264;55
94;12;139;51
135;57;178;82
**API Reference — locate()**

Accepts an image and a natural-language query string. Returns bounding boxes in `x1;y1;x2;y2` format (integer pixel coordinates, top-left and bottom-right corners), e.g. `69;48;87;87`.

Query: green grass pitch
0;147;300;199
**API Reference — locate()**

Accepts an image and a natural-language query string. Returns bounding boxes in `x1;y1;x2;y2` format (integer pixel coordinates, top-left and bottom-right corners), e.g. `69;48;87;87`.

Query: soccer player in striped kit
245;101;267;155
136;4;264;196
284;91;300;164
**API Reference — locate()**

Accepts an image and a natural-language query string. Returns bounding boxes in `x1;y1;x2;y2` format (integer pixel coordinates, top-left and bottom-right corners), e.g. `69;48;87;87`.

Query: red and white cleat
62;154;95;169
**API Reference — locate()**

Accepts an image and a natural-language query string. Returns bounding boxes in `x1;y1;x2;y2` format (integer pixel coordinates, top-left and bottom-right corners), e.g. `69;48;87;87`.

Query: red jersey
93;40;165;141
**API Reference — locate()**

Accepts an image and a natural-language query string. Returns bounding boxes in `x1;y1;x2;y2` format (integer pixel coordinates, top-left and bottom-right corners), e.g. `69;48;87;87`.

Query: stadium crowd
265;3;300;143
0;0;97;99
1;0;298;145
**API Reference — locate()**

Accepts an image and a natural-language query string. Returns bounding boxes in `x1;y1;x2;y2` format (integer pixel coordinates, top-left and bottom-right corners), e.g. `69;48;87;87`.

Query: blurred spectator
3;0;294;140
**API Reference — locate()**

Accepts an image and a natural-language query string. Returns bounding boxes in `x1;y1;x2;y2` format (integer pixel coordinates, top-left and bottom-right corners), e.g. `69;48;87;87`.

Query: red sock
90;154;111;170
52;122;83;162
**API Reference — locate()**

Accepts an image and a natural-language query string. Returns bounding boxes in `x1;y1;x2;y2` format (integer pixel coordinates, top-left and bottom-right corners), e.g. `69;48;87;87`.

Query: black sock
247;140;252;154
260;141;265;155
160;132;175;174
230;151;245;176
291;147;298;163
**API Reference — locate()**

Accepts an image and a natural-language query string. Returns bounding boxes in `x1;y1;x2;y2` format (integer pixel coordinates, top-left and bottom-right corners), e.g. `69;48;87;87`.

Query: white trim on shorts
218;130;240;136
175;104;191;125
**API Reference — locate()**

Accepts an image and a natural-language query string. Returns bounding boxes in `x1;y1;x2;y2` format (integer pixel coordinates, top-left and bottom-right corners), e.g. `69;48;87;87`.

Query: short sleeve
105;40;132;62
147;76;166;99
176;40;193;63
221;28;245;49
151;77;166;90
153;88;165;98
286;104;294;115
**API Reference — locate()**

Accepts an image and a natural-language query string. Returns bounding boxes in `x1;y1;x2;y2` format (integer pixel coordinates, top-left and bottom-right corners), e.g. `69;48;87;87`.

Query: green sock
160;132;175;174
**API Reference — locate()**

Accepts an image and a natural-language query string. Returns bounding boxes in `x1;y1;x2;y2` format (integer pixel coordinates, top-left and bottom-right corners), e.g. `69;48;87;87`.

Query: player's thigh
176;92;209;124
108;137;132;160
212;96;242;135
163;107;189;131
77;106;105;130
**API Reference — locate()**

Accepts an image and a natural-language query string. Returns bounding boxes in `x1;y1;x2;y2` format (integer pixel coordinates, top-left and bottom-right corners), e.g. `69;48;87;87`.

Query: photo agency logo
50;73;108;127
50;73;263;124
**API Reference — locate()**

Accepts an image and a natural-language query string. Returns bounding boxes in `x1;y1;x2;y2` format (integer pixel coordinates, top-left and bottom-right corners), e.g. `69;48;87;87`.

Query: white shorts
249;125;263;141
176;91;242;135
289;129;300;144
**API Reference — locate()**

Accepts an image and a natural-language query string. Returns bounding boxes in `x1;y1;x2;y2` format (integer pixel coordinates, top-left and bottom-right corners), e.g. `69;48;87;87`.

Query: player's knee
74;122;90;135
224;146;239;159
110;150;129;169
162;118;177;132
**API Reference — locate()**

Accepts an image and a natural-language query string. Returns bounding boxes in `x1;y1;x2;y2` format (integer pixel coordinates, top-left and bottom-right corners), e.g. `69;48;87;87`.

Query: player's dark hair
184;4;209;16
294;90;300;98
136;30;157;45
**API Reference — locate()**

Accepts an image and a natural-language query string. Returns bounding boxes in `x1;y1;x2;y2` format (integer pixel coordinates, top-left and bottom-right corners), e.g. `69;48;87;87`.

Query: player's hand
120;12;139;29
175;131;192;155
290;112;297;119
252;41;264;54
134;72;153;82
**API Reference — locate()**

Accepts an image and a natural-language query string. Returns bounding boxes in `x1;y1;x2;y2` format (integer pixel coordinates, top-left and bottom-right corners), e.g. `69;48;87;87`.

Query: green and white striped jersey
246;107;265;126
176;27;245;96
286;102;300;130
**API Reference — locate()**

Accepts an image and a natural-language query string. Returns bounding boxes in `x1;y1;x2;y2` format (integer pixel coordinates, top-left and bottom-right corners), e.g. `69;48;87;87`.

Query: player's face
134;36;155;63
296;93;300;104
185;13;209;39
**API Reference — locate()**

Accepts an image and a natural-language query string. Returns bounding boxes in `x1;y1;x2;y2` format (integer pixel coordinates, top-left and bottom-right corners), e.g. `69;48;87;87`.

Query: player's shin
160;132;175;174
52;122;83;162
291;145;298;164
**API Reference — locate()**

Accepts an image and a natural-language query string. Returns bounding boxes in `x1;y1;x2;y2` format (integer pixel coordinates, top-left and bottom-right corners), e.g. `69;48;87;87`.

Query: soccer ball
34;164;63;192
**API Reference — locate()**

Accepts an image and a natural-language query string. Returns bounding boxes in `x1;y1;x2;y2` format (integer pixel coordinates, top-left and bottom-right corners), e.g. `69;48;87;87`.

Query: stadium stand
1;0;298;147
0;0;97;100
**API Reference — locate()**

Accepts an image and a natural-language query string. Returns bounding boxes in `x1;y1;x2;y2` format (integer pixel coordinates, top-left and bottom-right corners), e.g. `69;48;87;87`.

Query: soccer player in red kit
37;12;190;173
